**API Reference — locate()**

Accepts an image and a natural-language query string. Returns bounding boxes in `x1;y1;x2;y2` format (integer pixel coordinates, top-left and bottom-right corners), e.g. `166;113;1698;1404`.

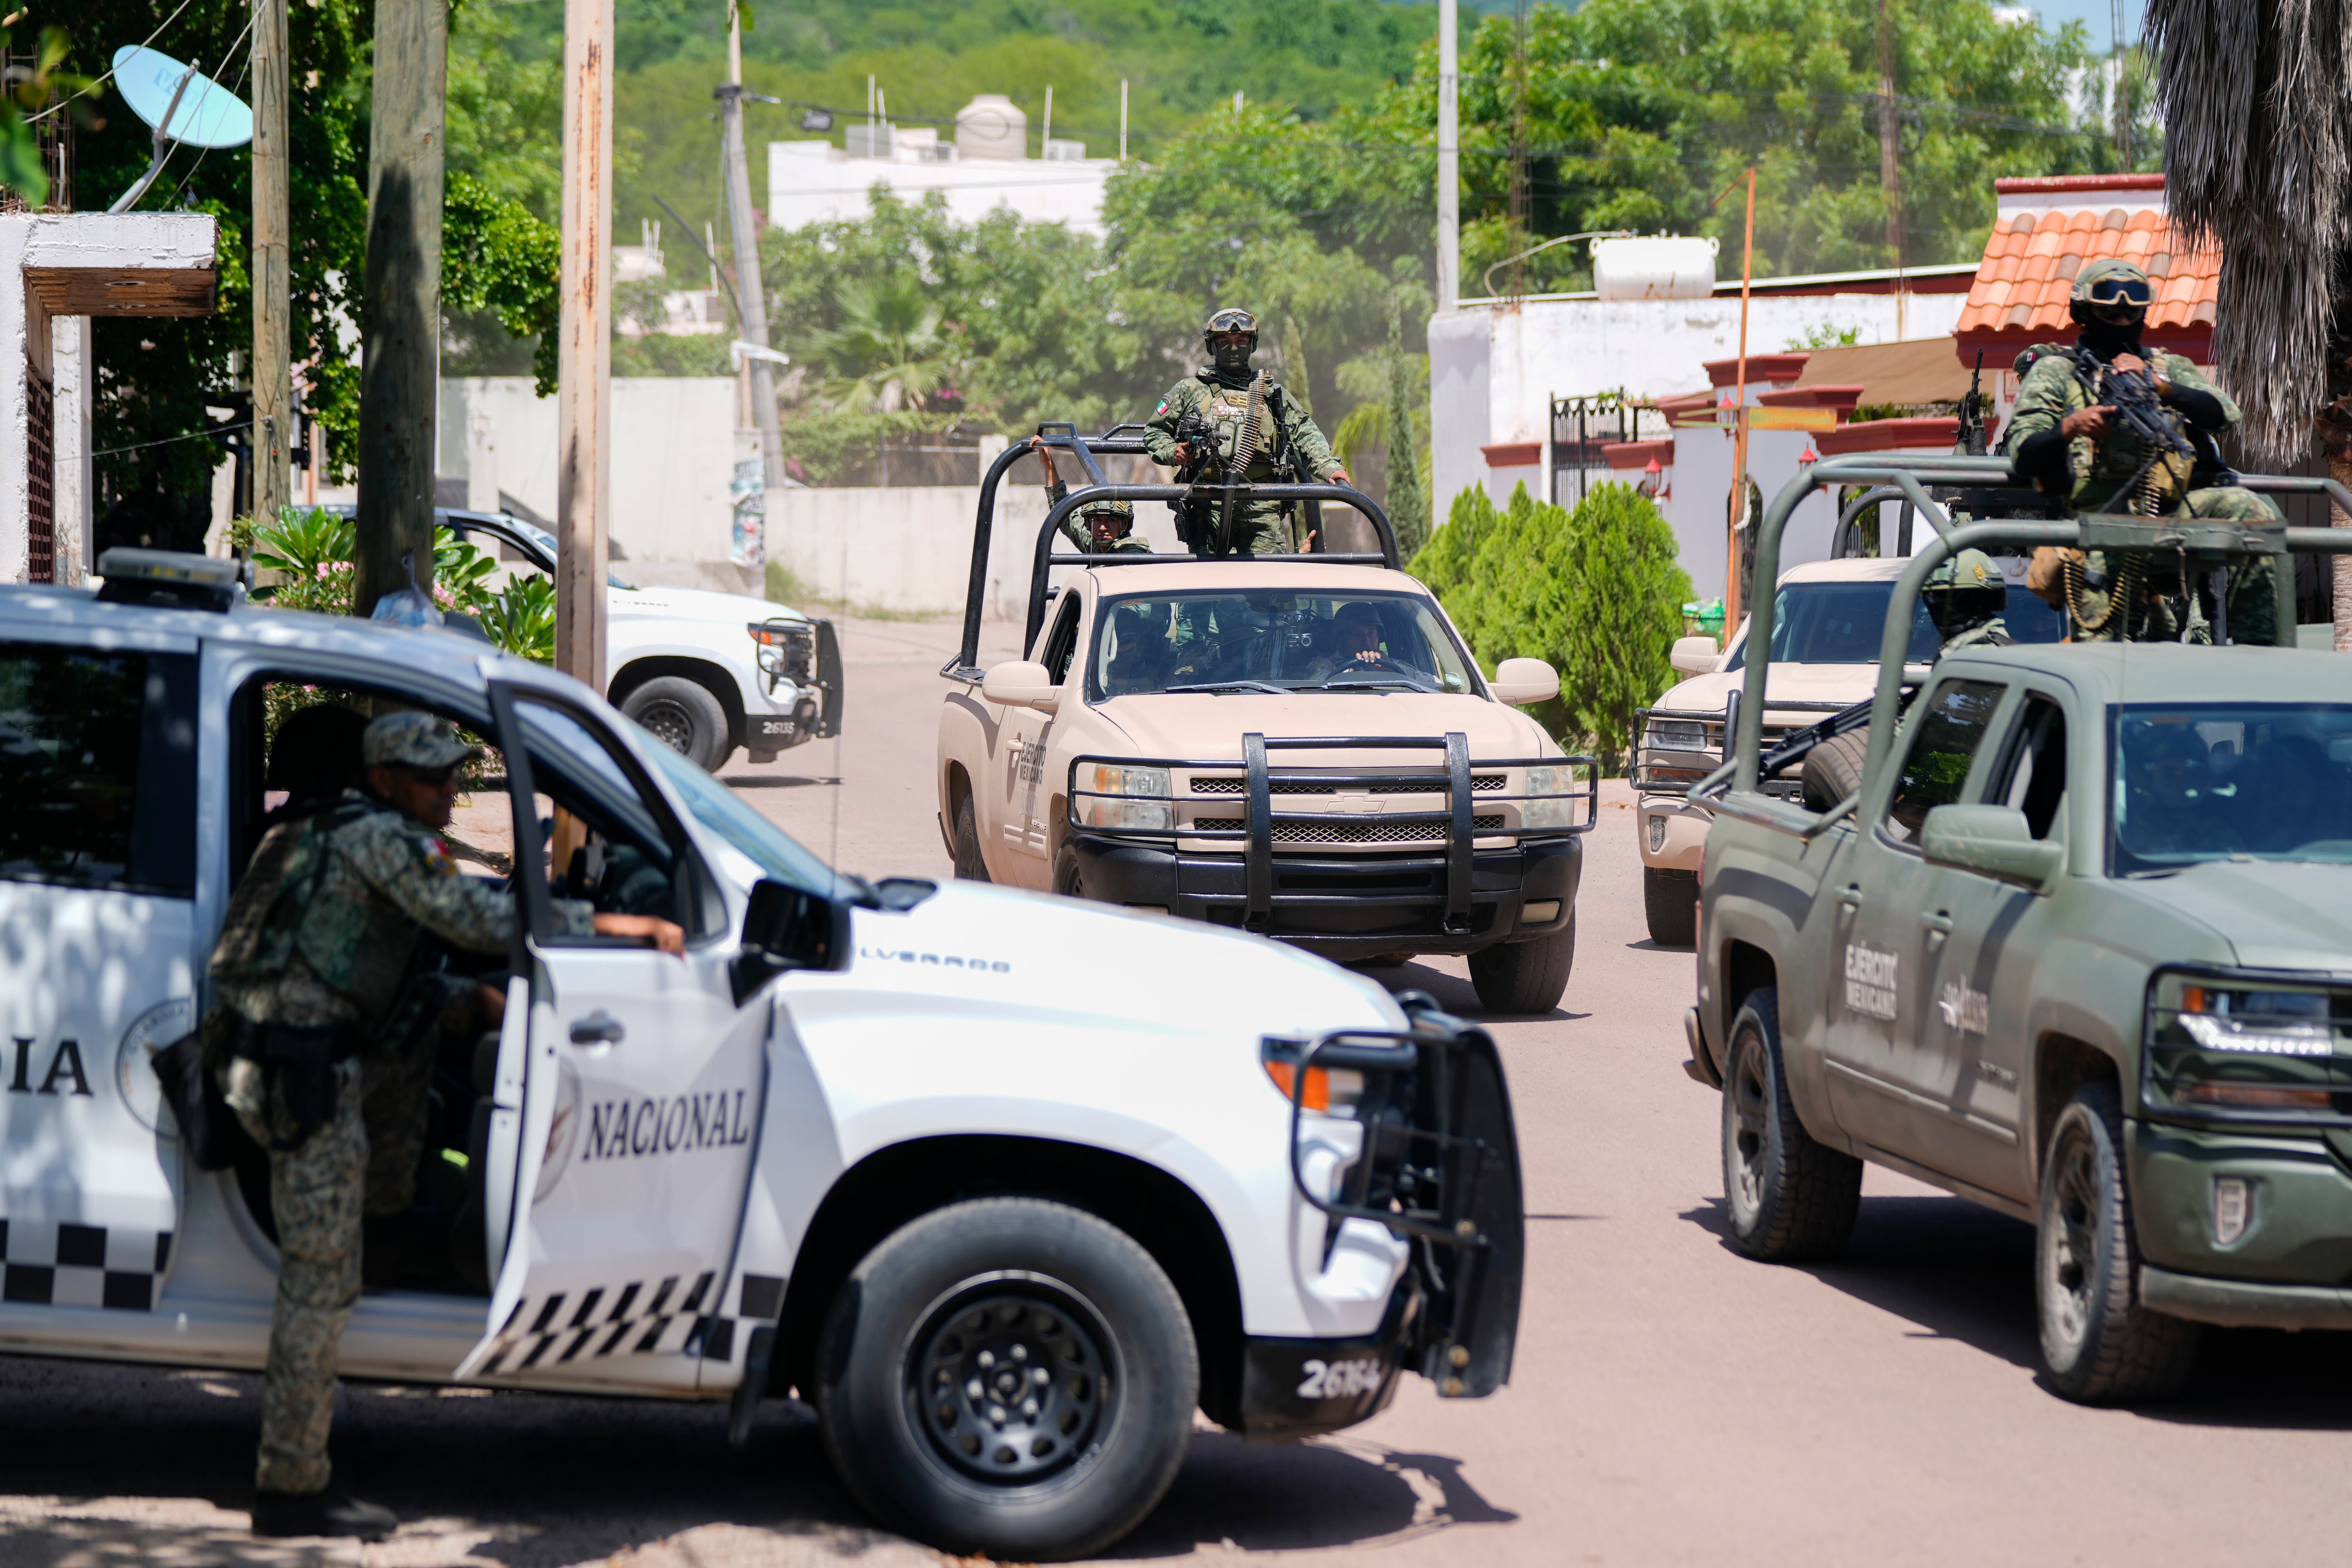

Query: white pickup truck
0;549;1524;1560
935;430;1597;1015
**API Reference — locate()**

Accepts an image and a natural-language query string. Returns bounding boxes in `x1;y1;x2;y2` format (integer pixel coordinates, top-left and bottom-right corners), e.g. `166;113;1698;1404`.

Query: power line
24;0;203;123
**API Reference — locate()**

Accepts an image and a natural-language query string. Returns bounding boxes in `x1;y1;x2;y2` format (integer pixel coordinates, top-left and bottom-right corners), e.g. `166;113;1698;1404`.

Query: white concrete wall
768;141;1118;235
1428;311;1493;534
768;481;1184;621
437;376;740;567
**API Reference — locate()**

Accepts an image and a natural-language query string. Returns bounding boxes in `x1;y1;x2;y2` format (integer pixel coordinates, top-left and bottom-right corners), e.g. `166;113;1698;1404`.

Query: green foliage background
1412;482;1692;771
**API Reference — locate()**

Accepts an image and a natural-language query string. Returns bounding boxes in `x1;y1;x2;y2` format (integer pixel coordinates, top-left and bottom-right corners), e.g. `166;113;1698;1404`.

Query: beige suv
935;432;1596;1013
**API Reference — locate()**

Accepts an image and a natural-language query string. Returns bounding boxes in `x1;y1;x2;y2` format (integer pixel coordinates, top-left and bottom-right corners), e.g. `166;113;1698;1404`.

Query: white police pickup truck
0;550;1523;1560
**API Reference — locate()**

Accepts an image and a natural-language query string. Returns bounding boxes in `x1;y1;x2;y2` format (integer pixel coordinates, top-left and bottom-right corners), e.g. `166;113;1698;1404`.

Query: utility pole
355;0;448;615
1507;0;1529;299
555;0;613;686
1876;0;1902;268
252;0;291;533
719;0;781;495
1727;168;1756;637
2110;0;2131;165
1437;0;1458;312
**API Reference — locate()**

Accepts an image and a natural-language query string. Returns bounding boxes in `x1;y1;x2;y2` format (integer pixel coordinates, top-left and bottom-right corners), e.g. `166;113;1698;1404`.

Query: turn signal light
1262;1059;1365;1115
2177;1083;2332;1110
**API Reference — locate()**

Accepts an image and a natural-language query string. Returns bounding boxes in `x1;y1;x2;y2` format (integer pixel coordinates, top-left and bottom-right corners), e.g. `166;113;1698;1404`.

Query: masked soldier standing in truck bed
208;711;682;1541
1144;308;1350;556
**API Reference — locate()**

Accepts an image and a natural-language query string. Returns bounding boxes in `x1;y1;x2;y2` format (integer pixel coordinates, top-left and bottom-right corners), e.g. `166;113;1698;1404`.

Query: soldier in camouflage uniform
1923;549;2013;654
209;712;682;1541
1143;308;1350;556
2006;257;2280;643
1028;436;1151;555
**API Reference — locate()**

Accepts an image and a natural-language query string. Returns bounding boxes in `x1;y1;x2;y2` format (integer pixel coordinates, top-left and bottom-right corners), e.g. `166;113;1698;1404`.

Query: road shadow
1356;961;1588;1025
1622;938;1693;955
720;775;841;789
1110;1432;1516;1558
1685;1194;2352;1429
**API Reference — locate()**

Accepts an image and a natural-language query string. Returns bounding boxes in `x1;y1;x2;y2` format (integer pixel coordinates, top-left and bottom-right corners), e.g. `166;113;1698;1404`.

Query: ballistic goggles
2082;274;2152;308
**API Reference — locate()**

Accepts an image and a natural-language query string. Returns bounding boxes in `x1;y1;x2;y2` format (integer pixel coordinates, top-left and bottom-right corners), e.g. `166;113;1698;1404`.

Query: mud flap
812;619;845;739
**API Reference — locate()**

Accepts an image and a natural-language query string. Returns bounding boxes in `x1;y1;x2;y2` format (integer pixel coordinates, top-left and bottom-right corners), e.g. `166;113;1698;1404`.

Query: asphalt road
6;613;2349;1566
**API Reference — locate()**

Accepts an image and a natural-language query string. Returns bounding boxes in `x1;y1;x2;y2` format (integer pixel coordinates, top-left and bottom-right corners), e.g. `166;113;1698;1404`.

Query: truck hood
839;879;1408;1037
1092;692;1555;764
2136;861;2352;977
1656;662;1910;715
612;584;808;626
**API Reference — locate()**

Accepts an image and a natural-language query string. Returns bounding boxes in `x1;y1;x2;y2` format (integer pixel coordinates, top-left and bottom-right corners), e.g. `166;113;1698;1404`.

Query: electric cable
23;0;202;122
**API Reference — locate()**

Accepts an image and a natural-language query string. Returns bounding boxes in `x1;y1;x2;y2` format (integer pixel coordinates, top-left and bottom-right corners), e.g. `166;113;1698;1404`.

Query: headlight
1073;763;1172;832
2145;973;2347;1115
1520;762;1588;830
748;621;815;682
1260;1037;1366;1116
1645;720;1711;749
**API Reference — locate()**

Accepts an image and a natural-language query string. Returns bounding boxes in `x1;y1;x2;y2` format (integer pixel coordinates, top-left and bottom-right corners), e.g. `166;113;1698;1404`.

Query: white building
768;94;1121;236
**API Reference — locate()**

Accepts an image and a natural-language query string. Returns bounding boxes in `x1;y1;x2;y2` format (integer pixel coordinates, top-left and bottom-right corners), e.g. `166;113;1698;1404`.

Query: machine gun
1170;409;1215;551
2096;359;2198;464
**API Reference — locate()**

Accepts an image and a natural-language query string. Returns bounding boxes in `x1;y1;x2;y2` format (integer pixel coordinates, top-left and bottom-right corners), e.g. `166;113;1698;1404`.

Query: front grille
1190;773;1505;796
1193;815;1507;844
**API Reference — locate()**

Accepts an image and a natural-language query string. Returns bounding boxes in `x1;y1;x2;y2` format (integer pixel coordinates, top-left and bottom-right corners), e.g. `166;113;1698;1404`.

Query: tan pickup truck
935;429;1597;1013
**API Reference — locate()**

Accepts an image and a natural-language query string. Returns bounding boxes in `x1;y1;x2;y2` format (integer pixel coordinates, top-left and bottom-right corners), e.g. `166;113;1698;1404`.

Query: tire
1052;842;1088;899
1800;729;1869;814
620;675;732;772
2036;1082;2200;1403
952;793;991;883
814;1198;1198;1562
1643;866;1698;947
1721;987;1861;1261
1468;913;1576;1013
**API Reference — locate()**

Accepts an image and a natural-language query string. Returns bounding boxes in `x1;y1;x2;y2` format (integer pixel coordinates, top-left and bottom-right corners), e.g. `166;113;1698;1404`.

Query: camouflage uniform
1144;369;1343;555
2006;335;2280;645
1046;480;1151;556
209;714;591;1498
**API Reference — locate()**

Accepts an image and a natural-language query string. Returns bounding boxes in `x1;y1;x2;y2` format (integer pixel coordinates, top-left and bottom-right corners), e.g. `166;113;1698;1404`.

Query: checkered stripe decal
0;1220;172;1312
476;1270;789;1377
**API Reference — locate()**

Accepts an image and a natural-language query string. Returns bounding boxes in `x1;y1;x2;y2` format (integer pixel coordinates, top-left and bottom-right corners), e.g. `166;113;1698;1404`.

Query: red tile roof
1954;181;2218;361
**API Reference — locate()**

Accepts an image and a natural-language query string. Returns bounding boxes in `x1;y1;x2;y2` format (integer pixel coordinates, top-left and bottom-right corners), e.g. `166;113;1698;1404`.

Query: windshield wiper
1158;680;1294;695
1316;670;1441;693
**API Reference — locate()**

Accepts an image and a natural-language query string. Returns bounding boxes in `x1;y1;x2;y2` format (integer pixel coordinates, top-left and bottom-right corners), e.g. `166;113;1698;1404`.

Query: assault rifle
2096;359;2198;463
1957;351;1987;456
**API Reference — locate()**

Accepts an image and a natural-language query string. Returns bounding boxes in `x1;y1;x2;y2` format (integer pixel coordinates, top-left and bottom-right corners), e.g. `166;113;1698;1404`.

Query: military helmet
2071;257;2152;311
1922;548;2008;639
1079;495;1135;524
1201;307;1259;346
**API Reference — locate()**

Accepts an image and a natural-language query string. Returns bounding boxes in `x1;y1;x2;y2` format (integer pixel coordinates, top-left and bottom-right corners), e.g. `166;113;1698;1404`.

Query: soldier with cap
1143;308;1350;556
2006;257;2280;643
208;711;683;1541
1028;436;1151;555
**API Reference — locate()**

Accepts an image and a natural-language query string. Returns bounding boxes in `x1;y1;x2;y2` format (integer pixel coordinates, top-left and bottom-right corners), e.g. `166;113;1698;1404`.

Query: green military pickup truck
1687;454;2352;1402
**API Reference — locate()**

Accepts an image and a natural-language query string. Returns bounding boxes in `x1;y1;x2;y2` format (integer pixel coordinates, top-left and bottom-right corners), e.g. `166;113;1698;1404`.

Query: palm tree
803;274;958;413
2147;0;2352;642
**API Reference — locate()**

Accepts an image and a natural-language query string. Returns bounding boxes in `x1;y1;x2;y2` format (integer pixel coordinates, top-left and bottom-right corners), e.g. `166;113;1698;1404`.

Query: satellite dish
112;46;252;149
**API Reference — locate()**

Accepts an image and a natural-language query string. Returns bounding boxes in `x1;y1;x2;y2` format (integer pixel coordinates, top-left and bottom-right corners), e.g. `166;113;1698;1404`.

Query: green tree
804;273;960;412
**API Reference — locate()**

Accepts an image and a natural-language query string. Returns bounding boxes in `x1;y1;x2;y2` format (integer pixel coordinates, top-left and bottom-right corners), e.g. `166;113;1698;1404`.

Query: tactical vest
1198;377;1294;483
211;799;425;1014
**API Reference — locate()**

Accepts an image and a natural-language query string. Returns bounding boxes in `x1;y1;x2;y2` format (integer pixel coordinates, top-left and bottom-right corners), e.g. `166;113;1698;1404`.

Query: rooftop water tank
956;94;1027;161
1592;236;1718;301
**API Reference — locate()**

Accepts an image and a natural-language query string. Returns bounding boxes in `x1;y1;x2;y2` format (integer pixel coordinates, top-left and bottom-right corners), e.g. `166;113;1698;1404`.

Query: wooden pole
1877;0;1902;266
719;1;781;493
1436;0;1457;313
355;0;448;615
1726;167;1755;637
252;0;291;534
556;0;614;687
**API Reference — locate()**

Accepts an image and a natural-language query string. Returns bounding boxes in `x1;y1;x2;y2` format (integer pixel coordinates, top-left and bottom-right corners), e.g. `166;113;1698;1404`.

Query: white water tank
956;94;1027;160
1592;236;1718;301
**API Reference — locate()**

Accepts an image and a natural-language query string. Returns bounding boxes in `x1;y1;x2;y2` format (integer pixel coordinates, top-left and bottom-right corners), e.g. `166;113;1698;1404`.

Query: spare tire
1800;729;1869;813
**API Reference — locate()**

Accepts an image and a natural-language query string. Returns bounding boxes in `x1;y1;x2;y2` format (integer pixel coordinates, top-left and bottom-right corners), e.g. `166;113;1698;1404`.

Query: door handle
1922;910;1955;935
1836;885;1864;909
569;1010;625;1045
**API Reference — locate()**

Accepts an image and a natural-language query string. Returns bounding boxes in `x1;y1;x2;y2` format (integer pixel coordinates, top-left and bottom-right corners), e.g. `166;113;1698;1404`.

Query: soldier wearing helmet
1142;308;1351;556
1028;436;1151;555
2006;257;2280;643
1922;548;2014;653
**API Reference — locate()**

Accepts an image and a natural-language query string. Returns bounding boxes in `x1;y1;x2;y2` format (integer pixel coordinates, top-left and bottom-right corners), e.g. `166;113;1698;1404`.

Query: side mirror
1670;636;1721;676
731;877;853;1003
1920;804;2064;891
981;659;1061;711
1489;657;1559;706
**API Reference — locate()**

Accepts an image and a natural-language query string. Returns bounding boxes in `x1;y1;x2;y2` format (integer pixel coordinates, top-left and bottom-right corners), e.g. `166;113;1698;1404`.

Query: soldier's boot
252;1488;398;1541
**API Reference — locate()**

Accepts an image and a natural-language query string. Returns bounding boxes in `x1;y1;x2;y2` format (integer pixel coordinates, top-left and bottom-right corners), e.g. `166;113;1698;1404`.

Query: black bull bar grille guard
1066;735;1598;933
1269;999;1525;1397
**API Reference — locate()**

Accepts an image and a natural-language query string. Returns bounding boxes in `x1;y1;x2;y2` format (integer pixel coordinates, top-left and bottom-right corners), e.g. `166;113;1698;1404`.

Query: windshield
1089;590;1480;698
1725;581;2063;669
2112;704;2352;874
642;739;839;895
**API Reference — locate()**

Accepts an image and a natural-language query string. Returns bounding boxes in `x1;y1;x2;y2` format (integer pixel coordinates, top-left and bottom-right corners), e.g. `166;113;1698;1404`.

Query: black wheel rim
904;1271;1115;1489
1728;1031;1770;1222
636;699;698;756
2044;1122;2099;1349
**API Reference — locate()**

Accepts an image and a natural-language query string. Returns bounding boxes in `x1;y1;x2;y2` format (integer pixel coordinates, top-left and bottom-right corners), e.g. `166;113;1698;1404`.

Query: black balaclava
1211;334;1255;379
2073;301;2146;363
